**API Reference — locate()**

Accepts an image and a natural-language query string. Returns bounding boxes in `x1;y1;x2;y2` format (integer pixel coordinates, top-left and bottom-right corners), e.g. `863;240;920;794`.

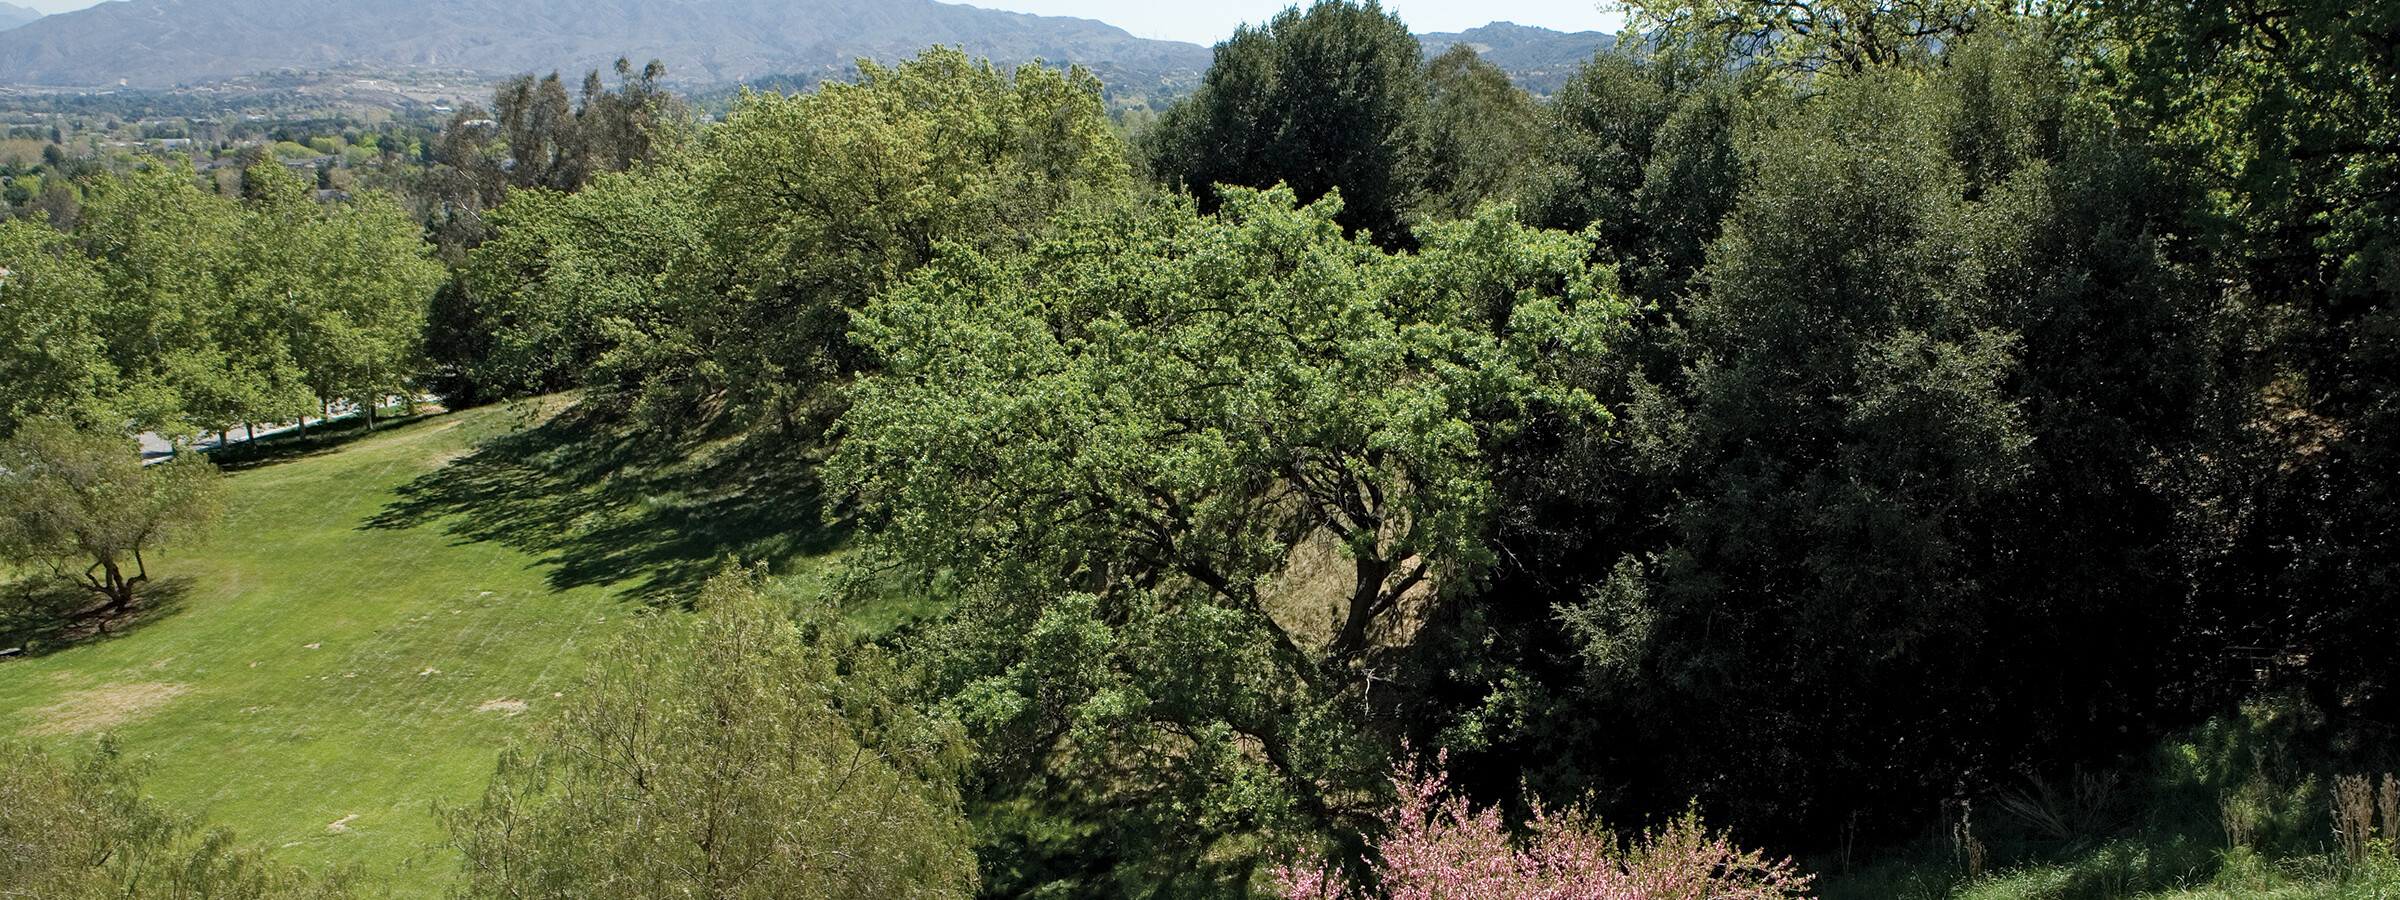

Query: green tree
1519;44;1746;303
1623;0;2015;74
461;163;718;411
2092;0;2400;711
0;739;354;900
0;218;118;433
1528;68;2040;835
241;165;444;428
73;161;256;442
834;188;1624;895
1414;45;1543;222
456;48;1127;417
0;419;223;627
445;569;977;900
1149;0;1429;246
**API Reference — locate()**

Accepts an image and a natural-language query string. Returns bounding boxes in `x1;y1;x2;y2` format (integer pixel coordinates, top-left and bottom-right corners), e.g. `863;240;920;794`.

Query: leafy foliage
1149;0;1431;246
456;48;1130;420
835;187;1624;895
445;568;977;900
0;419;222;622
0;739;355;900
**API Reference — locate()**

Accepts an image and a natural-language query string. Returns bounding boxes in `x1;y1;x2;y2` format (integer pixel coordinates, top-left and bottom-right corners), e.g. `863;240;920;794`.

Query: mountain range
0;3;39;32
0;0;1612;94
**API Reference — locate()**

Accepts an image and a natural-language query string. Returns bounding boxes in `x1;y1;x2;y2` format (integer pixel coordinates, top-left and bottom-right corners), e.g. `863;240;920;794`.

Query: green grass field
0;399;644;898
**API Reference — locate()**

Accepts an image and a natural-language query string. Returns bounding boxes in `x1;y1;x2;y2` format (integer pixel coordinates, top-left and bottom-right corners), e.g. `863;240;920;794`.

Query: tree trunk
1333;554;1394;661
84;558;143;633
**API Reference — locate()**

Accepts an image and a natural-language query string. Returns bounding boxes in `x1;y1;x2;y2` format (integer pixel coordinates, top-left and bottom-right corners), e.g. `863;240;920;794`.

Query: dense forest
4;0;2398;897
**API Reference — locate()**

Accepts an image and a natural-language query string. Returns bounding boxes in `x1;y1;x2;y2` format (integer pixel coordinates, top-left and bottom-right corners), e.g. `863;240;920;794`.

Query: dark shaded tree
1149;0;1428;246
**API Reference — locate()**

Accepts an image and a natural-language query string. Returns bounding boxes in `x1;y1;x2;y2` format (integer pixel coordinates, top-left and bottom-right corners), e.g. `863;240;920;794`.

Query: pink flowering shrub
1272;754;1813;900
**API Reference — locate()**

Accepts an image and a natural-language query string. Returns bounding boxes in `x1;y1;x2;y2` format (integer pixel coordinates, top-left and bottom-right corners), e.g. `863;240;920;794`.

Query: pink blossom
1271;753;1814;900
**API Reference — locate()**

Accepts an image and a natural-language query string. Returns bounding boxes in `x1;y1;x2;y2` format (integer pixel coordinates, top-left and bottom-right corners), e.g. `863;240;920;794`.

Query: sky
13;0;1628;45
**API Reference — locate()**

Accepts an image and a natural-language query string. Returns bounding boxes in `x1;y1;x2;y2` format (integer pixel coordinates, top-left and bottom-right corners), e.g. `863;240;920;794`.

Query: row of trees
0;161;442;444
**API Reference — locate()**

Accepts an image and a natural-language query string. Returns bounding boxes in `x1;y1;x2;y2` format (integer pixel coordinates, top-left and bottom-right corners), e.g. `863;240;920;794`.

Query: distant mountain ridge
0;0;1617;96
0;0;1214;89
1418;22;1615;94
0;2;38;32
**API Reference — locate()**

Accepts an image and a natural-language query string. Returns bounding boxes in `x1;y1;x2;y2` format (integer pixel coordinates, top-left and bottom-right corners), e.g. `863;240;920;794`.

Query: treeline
416;0;2398;895
0;161;440;444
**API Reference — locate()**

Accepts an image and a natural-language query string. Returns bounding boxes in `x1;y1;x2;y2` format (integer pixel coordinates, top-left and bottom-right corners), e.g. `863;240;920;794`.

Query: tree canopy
0;419;222;625
445;569;977;900
834;187;1625;894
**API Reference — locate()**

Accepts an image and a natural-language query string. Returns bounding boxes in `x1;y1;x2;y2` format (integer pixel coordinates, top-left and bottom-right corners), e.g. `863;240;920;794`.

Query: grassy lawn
0;399;639;898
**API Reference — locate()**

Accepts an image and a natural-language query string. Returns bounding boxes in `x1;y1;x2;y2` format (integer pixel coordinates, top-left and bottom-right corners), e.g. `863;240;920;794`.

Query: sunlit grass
0;400;633;898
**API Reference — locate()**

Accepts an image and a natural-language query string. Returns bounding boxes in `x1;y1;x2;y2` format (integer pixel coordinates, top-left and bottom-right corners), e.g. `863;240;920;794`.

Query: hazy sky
16;0;1628;45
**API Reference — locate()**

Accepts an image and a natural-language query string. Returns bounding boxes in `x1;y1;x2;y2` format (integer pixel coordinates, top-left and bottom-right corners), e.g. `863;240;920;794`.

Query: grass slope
0;399;636;898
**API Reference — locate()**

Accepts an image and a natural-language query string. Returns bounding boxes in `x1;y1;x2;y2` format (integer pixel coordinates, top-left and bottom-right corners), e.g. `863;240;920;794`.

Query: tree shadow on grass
0;577;195;660
364;401;848;603
200;410;447;474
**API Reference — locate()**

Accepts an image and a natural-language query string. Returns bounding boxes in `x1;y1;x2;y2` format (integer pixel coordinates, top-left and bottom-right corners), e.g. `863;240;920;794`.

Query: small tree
0;739;354;900
0;419;223;626
444;568;978;900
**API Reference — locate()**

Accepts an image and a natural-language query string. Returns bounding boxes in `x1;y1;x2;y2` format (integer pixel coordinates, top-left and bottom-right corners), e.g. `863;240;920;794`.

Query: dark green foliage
1442;11;2245;849
420;58;686;264
835;188;1624;897
1519;44;1746;304
1149;0;1430;246
1415;45;1543;222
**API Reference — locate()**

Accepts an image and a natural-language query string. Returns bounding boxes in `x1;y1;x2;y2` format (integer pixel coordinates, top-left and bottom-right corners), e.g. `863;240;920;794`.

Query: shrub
1272;753;1813;900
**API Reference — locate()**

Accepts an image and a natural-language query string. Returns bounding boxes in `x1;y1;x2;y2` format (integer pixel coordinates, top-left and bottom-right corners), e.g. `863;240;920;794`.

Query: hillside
1418;21;1614;93
0;3;37;32
0;0;1213;89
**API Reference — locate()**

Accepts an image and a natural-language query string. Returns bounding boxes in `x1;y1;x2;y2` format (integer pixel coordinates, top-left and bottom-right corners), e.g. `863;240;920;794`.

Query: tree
1;739;355;900
1149;0;1429;246
0;419;223;627
444;569;977;900
461;163;718;411
1414;45;1543;223
421;60;686;265
1622;0;2018;74
1508;66;2047;838
469;47;1130;421
833;188;1624;895
73;161;259;442
234;164;444;428
0;218;117;434
1519;43;1746;303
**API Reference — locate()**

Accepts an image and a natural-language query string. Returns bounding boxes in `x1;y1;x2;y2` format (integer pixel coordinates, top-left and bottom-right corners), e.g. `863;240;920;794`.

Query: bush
1271;752;1813;900
0;739;352;900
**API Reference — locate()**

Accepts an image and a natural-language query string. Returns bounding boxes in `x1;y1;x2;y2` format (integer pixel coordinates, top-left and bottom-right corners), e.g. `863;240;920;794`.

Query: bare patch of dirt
475;698;528;716
25;682;193;735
